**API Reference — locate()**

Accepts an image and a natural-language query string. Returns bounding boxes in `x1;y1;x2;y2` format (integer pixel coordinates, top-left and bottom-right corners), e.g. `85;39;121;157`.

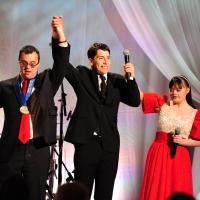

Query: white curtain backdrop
100;0;200;199
110;0;200;102
0;0;199;199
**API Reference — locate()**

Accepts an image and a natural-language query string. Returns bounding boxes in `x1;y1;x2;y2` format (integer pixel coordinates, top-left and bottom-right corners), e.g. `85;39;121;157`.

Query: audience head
54;181;89;200
168;192;195;200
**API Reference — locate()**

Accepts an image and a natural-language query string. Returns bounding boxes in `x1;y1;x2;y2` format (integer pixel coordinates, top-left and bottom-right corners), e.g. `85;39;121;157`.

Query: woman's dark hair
87;42;110;59
169;75;196;108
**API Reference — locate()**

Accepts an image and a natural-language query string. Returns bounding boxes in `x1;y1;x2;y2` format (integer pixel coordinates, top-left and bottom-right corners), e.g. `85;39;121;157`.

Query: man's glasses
19;60;39;68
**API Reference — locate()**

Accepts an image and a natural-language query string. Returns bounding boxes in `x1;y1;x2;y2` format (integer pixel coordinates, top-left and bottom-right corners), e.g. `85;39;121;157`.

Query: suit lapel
12;76;22;105
91;69;100;92
91;71;115;104
104;74;114;104
27;74;41;105
81;69;115;104
13;75;40;106
88;69;101;102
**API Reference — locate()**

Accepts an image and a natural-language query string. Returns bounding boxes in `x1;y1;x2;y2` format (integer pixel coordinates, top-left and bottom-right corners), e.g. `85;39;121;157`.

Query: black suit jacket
0;38;70;162
64;64;140;152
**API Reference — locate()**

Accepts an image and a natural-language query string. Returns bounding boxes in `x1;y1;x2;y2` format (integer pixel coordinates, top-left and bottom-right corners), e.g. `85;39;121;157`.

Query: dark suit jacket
64;64;140;152
0;38;70;162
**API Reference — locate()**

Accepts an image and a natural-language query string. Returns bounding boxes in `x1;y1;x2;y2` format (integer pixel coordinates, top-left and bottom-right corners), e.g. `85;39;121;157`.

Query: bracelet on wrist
58;40;67;44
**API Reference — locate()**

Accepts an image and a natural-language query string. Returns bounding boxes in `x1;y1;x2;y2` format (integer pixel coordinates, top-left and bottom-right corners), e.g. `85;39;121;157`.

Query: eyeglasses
19;60;39;68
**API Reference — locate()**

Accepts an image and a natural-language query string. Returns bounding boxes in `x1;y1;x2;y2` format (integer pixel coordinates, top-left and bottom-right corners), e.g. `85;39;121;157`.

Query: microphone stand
46;84;73;198
46;144;57;199
58;83;67;185
53;146;74;183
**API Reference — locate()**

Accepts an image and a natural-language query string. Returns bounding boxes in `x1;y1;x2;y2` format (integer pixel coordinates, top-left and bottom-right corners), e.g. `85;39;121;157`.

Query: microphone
123;49;131;80
175;127;181;135
171;127;181;158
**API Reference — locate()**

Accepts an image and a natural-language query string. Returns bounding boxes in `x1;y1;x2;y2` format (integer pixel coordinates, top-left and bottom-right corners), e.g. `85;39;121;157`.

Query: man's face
19;52;39;80
89;49;110;75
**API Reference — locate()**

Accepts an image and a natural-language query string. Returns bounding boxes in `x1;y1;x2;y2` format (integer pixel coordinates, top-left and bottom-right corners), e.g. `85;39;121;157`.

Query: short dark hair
87;42;110;59
18;45;40;61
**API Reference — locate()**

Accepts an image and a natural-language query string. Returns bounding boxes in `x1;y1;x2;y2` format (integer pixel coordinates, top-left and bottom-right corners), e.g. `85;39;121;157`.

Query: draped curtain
110;0;200;102
0;1;200;199
100;0;200;199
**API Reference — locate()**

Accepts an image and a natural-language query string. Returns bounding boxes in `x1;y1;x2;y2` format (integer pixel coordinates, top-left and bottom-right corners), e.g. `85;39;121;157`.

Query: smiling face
19;52;40;80
89;49;110;75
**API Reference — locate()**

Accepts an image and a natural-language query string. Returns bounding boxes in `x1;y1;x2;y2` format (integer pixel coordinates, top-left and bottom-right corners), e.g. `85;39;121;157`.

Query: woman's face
169;83;190;105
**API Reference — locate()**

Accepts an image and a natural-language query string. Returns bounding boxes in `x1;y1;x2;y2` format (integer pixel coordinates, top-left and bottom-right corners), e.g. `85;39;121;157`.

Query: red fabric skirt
140;131;193;200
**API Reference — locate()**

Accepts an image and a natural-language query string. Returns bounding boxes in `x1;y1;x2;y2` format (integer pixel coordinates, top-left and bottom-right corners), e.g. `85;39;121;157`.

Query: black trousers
74;137;119;200
0;140;50;200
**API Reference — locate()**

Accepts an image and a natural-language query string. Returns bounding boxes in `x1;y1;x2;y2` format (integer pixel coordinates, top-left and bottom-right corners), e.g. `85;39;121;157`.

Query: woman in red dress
140;75;200;200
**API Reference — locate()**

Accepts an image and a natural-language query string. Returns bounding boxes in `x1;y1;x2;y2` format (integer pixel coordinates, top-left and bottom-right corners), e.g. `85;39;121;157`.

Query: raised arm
51;16;68;46
49;16;70;94
117;62;140;107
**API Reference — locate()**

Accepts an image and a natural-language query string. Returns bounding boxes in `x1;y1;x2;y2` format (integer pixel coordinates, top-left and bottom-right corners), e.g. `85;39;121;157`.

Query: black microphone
171;127;181;158
123;49;131;80
175;127;181;135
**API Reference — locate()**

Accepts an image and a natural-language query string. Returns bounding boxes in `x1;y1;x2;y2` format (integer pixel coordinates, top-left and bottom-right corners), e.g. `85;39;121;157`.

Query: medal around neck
20;106;29;114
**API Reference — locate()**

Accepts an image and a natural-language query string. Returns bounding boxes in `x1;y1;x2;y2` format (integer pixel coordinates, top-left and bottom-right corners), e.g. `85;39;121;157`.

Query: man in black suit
64;42;140;200
0;16;69;200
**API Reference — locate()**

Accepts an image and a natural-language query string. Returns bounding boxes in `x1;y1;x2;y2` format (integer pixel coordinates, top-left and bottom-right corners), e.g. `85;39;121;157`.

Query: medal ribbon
17;76;35;144
17;77;35;106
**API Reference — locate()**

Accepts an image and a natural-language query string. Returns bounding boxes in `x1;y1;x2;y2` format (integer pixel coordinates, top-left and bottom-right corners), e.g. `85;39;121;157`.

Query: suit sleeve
142;93;167;113
190;110;200;140
119;78;141;107
49;38;70;95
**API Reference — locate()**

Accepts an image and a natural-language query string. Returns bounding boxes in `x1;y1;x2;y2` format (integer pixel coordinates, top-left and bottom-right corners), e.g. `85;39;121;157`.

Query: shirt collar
98;73;107;80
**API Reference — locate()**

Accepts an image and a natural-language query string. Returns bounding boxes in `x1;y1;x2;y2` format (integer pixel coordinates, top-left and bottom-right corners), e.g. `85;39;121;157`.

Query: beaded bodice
157;104;197;137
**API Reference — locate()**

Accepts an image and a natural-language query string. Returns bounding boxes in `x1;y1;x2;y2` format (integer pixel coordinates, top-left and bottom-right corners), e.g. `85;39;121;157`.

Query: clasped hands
51;16;67;44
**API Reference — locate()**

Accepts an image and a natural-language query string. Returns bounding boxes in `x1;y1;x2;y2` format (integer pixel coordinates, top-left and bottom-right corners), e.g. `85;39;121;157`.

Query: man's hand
51;16;67;43
123;63;135;79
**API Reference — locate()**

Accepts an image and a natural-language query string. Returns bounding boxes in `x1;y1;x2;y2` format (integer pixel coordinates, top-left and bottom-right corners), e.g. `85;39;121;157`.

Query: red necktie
18;80;31;144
